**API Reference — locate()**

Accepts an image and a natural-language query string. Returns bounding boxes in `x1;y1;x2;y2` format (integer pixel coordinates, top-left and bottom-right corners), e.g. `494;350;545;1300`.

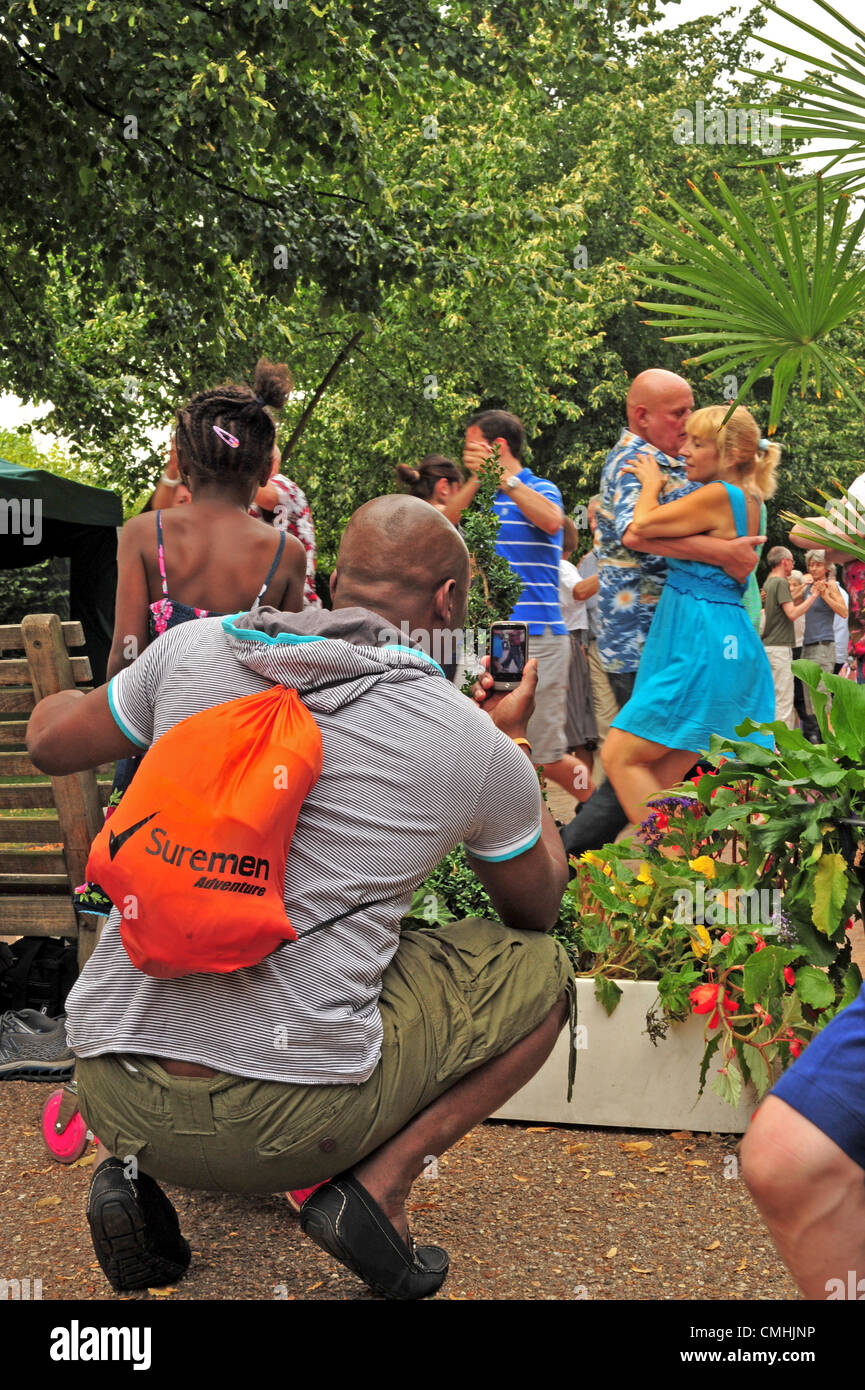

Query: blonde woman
602;405;778;829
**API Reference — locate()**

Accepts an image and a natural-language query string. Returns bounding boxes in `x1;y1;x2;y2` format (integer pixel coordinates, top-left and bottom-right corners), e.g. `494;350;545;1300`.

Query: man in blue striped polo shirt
464;410;592;802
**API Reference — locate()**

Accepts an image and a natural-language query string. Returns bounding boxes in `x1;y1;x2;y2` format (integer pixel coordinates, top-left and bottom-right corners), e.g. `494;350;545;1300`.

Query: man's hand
472;657;537;740
721;534;765;584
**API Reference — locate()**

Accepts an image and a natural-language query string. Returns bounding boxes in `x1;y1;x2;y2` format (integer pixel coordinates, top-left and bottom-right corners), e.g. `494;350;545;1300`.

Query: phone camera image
490;625;528;685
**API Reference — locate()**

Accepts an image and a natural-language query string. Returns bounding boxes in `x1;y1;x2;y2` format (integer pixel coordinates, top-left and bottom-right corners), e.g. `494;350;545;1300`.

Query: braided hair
174;358;293;490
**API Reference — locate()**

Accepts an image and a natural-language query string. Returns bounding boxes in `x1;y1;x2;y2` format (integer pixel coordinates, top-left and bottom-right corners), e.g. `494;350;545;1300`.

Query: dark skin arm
108;514;153;678
467;660;569;931
28;686;143;775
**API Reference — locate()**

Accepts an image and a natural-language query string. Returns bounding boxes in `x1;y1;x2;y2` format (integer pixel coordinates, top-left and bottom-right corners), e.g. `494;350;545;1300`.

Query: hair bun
252;357;293;412
395;463;421;484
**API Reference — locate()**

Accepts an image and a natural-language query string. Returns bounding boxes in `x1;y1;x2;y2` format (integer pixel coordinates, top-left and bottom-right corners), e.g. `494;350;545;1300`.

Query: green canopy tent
0;458;121;685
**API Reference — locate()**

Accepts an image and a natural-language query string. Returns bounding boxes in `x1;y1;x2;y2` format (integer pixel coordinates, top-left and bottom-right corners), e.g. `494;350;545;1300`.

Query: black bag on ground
0;937;78;1016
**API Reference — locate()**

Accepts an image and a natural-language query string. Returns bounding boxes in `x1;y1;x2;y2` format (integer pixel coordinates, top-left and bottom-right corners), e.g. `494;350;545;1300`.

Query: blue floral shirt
596;430;696;674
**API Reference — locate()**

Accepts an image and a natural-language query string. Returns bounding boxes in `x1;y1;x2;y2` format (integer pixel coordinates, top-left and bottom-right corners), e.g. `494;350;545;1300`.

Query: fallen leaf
687;1160;708;1167
147;1287;175;1297
35;1195;61;1208
597;1170;615;1177
631;1266;653;1274
513;1175;528;1182
704;1240;721;1251
526;1126;551;1133
307;1281;323;1291
670;1130;691;1140
34;1217;58;1225
68;1153;96;1169
605;1246;618;1258
646;1166;668;1173
566;1143;590;1153
692;1174;710;1181
618;1141;653;1153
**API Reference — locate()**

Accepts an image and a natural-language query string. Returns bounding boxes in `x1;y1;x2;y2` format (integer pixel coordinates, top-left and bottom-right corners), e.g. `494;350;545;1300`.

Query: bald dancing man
561;369;764;855
28;495;573;1302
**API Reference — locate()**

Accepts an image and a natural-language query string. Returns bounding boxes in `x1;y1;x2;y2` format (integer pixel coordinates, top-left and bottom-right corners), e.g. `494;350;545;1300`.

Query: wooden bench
0;614;113;970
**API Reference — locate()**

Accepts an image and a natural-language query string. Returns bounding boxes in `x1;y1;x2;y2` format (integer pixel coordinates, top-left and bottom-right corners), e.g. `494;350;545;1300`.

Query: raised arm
440;475;481;527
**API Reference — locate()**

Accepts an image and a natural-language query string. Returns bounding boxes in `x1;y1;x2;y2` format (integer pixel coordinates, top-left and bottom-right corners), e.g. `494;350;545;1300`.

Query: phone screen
490;625;527;682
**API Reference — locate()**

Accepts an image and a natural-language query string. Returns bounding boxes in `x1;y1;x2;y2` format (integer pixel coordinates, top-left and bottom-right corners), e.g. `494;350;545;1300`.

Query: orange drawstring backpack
86;686;323;978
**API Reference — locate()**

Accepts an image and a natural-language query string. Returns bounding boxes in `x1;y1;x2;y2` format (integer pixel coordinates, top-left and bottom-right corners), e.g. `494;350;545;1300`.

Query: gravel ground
0;1079;798;1302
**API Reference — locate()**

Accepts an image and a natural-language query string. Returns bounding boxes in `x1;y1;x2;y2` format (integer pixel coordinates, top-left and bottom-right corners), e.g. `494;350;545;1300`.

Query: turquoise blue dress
611;481;775;753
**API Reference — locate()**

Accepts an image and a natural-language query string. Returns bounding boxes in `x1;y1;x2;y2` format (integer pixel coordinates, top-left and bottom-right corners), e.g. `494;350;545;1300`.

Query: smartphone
489;622;529;691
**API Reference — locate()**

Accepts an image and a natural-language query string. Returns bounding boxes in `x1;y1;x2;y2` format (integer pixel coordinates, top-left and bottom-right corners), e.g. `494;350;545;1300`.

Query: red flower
654;812;669;832
846;917;855;933
720;931;732;946
689;983;718;1015
783;966;796;988
752;934;766;952
690;769;705;785
790;1038;803;1059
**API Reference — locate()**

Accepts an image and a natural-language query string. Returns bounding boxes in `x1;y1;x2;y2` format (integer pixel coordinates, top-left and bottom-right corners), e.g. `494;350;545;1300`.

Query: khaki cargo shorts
76;920;574;1193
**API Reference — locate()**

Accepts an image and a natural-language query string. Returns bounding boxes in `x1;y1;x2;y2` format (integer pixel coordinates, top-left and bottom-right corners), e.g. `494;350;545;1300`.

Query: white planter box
493;979;759;1133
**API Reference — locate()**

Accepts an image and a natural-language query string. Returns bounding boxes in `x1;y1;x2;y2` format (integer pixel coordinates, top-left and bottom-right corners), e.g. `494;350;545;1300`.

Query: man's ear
433;577;457;624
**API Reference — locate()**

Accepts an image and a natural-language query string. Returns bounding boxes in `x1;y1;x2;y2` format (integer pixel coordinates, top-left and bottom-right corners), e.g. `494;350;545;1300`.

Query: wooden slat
0;783;56;810
0;817;61;843
0;897;79;934
0;721;28;745
0;752;114;778
75;912;105;969
0;851;68;876
0;656;91;685
0;873;70;891
0;621;85;653
21;617;105;886
0;689;35;714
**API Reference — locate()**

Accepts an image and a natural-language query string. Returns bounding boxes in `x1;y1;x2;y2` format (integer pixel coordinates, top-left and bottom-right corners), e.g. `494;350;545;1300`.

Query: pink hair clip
213;425;239;448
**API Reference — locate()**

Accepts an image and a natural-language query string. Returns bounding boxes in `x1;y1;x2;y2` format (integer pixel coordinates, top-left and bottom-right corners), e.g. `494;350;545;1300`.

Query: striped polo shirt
64;605;543;1086
493;467;566;635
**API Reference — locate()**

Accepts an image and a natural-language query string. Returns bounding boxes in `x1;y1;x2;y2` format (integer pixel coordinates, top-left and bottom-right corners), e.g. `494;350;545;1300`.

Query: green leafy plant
781;478;865;566
635;170;865;429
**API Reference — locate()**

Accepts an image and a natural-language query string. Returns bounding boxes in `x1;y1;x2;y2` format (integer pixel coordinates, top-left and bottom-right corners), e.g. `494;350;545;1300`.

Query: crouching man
27;495;573;1302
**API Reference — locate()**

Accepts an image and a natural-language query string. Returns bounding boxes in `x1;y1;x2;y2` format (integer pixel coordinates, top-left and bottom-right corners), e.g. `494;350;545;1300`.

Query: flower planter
493;979;760;1133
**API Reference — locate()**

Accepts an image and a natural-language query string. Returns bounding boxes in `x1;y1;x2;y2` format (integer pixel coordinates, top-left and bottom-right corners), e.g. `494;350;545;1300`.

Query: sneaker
0;1010;75;1081
87;1157;191;1292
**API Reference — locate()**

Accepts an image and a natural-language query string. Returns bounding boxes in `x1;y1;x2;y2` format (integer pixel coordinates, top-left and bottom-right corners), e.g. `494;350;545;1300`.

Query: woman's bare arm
107;516;153;679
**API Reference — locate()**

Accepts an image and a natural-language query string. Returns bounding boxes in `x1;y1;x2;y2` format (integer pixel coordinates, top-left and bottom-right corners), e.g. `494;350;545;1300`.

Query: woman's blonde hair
687;405;780;500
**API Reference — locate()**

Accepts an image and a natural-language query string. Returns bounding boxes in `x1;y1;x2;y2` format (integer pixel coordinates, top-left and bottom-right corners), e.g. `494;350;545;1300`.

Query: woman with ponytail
601;404;776;831
395;454;480;529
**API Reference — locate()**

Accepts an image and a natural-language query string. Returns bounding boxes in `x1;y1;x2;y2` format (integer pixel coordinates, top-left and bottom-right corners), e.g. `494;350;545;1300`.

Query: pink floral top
249;473;321;608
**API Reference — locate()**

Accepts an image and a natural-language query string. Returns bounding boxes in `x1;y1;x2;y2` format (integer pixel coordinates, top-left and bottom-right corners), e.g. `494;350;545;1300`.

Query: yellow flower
688;856;716;879
637;862;654;885
580;851;604;868
690;924;712;958
602;863;613;877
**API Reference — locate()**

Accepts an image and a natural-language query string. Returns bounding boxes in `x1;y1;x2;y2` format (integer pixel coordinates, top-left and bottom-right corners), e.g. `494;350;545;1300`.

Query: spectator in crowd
761;547;820;734
788;568;809;727
250;446;321;609
27;494;573;1302
141;436;191;512
561;369;762;856
395;454;480;530
462;410;592;803
573;495;617;772
558;517;597;784
799;550;847;739
790;471;865;685
830;564;850;673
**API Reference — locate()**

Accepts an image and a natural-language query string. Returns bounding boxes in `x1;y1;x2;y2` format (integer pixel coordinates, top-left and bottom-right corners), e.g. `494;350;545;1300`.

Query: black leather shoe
300;1172;449;1300
87;1157;191;1292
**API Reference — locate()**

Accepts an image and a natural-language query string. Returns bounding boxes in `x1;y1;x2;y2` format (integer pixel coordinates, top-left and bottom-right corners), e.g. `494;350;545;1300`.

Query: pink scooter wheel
41;1089;89;1164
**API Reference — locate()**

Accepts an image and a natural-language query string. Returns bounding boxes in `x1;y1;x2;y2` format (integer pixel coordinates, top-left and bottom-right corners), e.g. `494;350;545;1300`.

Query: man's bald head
625;369;694;459
332;495;470;634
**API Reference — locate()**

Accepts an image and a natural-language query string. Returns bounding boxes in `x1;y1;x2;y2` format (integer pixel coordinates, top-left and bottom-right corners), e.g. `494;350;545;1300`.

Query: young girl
602;405;777;830
75;361;306;917
108;359;306;677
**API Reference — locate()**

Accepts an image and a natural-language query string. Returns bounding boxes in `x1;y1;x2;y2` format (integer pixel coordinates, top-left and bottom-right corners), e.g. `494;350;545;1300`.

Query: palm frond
634;170;865;428
781;479;865;565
